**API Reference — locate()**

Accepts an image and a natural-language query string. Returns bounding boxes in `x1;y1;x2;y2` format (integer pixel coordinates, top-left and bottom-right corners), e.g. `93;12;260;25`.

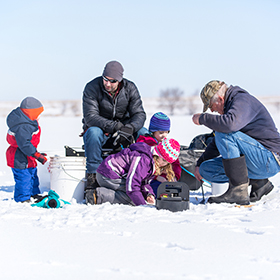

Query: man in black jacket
192;80;280;205
82;61;147;204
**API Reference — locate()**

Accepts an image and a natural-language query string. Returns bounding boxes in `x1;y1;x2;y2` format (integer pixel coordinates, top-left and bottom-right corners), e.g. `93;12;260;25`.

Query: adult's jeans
199;131;280;183
83;126;149;174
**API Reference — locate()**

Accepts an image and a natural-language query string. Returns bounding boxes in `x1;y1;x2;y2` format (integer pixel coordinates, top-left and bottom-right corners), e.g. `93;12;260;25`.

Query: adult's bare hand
194;166;203;182
192;113;201;125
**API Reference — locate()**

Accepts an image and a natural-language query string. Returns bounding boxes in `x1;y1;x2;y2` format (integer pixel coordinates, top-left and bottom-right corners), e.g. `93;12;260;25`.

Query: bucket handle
59;163;86;182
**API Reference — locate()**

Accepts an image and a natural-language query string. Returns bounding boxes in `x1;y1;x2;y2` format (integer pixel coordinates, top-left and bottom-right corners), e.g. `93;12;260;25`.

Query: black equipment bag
178;147;204;190
156;182;189;212
178;132;214;190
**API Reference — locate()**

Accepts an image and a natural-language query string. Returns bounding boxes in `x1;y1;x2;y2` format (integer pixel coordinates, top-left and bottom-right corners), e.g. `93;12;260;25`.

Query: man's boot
85;173;98;205
208;155;250;205
249;179;274;202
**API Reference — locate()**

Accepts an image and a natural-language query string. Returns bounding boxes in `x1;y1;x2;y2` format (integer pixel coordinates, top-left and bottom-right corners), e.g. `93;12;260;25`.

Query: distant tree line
158;87;200;115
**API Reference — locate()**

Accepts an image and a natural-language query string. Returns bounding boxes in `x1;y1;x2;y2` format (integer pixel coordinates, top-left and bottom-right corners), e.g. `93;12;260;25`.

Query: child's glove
113;125;135;148
33;152;47;165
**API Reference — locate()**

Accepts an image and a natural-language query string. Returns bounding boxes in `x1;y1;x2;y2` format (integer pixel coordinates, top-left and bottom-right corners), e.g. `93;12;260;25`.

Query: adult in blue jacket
82;61;147;204
192;80;280;205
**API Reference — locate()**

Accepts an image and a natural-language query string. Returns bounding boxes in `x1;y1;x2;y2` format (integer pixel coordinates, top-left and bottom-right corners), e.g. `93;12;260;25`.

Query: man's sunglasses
103;76;118;83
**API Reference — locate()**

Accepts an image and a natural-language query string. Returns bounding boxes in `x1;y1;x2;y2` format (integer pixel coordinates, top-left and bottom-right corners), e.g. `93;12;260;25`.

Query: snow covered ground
1;111;280;280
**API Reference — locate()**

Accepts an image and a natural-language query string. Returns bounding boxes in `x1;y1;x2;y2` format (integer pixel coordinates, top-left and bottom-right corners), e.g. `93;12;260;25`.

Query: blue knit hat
149;112;170;132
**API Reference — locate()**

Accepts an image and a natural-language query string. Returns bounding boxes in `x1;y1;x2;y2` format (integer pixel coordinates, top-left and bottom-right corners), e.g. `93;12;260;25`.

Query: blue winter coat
6;107;41;169
97;142;155;205
197;85;280;166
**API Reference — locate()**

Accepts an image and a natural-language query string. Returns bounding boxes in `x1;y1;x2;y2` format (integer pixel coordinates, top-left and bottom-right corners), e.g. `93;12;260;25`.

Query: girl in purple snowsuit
93;138;180;206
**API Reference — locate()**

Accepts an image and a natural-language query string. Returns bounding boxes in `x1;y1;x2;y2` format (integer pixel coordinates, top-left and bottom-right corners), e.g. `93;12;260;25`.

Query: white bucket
211;182;229;196
37;150;65;191
37;161;50;191
49;156;86;203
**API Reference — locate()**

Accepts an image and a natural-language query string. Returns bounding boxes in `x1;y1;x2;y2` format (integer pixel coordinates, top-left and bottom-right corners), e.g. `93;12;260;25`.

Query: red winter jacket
136;134;181;180
6;107;41;169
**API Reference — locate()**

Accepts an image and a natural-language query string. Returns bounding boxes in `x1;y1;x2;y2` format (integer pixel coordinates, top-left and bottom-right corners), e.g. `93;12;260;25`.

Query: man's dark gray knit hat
20;97;43;109
102;61;124;82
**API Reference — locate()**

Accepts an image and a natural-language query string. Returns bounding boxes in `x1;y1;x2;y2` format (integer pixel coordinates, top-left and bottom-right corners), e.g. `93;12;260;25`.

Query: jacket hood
7;107;38;131
128;142;153;158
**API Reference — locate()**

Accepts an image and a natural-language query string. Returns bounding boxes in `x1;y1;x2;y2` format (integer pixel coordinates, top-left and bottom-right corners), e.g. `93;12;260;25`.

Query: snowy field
1;111;280;280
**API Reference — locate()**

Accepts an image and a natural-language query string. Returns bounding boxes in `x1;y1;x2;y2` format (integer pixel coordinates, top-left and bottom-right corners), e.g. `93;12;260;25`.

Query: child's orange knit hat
20;97;44;121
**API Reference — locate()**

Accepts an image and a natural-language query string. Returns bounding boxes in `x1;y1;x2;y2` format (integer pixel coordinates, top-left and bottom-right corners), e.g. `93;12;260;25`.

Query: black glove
31;194;48;203
113;125;135;148
114;121;124;133
33;152;48;165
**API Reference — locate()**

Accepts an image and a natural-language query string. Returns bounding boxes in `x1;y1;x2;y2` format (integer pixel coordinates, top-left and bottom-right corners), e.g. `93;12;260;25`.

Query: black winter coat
82;77;146;133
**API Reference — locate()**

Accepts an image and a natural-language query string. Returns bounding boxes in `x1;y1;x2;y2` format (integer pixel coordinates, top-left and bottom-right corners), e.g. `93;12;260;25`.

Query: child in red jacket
6;97;47;202
136;112;181;195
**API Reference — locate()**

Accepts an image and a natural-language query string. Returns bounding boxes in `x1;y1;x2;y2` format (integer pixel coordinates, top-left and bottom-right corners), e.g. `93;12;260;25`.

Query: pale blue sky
1;0;279;101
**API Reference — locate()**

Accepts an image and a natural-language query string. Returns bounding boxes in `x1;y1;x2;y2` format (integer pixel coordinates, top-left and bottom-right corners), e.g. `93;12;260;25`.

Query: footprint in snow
164;242;194;251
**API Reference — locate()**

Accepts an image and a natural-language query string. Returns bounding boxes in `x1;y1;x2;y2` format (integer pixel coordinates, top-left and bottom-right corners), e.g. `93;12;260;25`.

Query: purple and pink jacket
97;142;155;206
136;134;181;180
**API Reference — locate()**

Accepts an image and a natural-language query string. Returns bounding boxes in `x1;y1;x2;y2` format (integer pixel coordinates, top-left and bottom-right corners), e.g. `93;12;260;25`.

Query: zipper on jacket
113;103;116;119
112;93;120;119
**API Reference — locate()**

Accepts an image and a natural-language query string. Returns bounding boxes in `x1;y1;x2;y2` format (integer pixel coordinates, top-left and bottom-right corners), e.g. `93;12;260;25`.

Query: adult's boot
85;173;98;205
208;155;250;205
249;179;274;202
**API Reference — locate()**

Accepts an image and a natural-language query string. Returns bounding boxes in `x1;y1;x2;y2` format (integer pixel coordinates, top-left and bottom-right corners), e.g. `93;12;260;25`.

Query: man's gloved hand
33;152;48;165
113;124;135;148
114;121;124;133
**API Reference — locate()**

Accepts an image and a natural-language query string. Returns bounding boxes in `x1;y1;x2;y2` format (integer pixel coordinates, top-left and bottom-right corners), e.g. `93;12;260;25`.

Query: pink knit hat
154;138;180;163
